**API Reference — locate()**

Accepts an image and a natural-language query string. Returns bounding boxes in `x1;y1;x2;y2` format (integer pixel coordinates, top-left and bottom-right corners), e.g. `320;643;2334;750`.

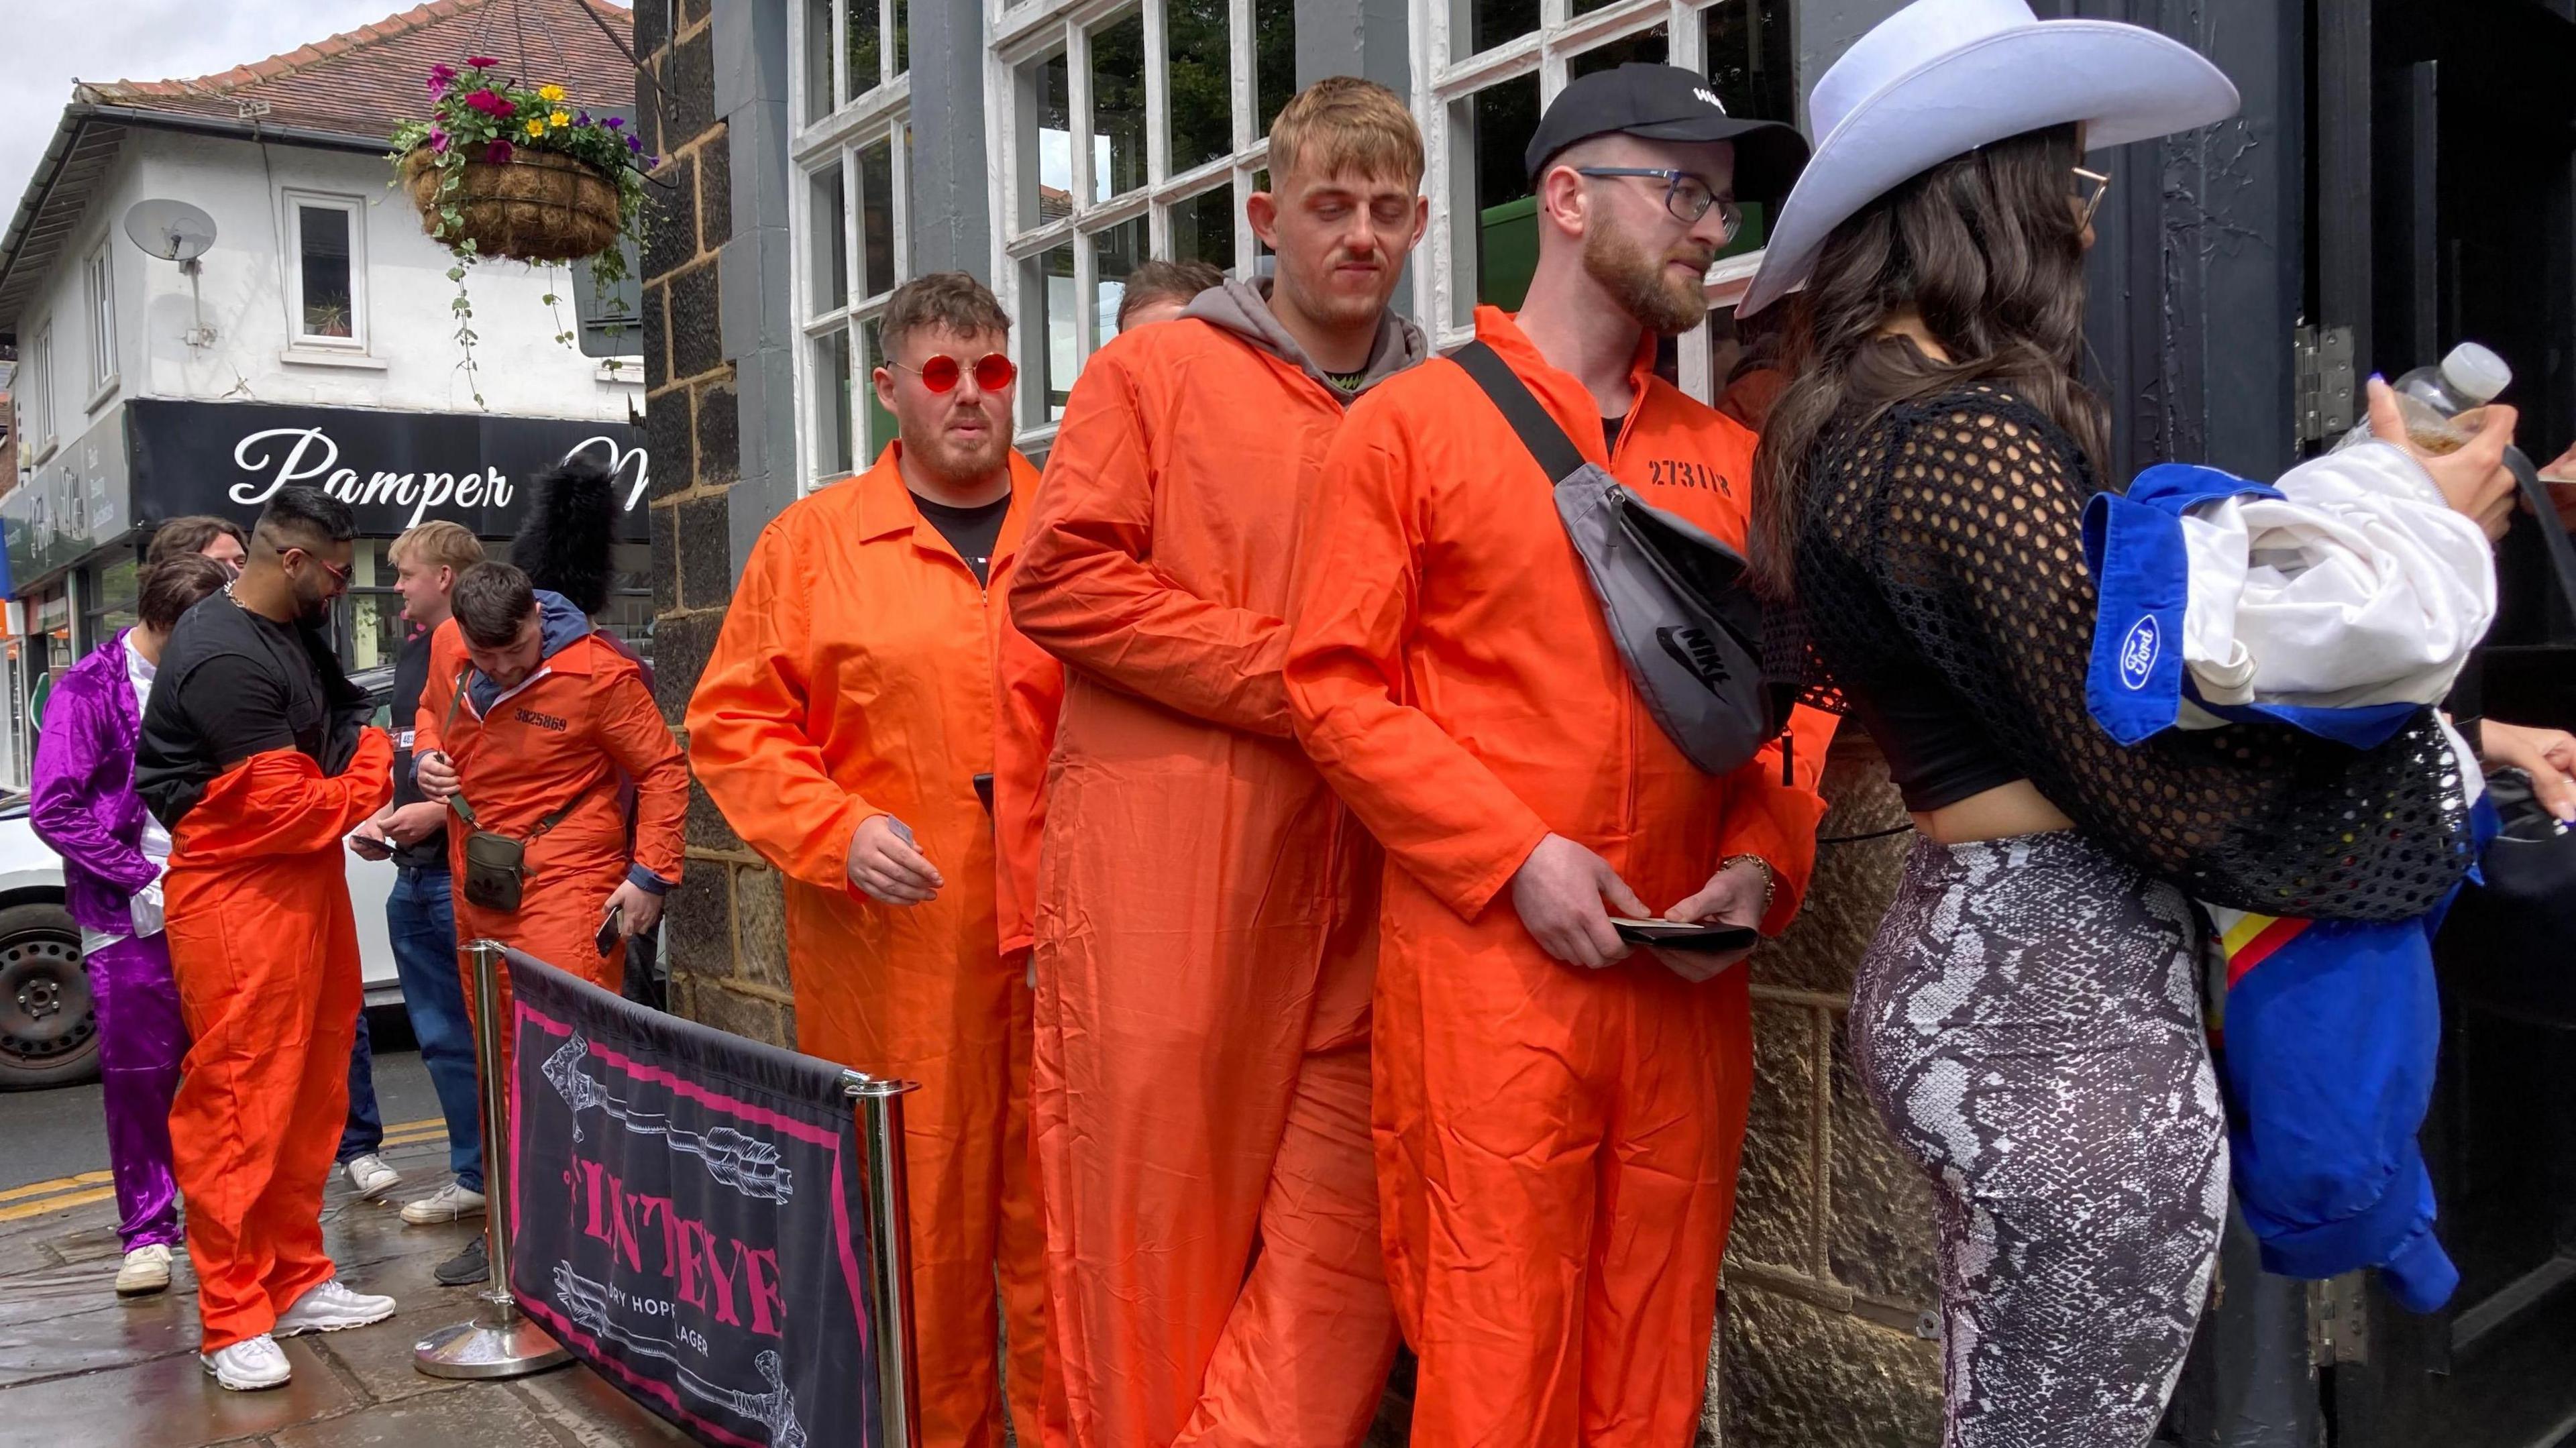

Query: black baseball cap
1523;63;1811;201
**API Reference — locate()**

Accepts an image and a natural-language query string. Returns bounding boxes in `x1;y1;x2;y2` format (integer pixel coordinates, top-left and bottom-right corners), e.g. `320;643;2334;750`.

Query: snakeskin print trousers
1850;831;2229;1448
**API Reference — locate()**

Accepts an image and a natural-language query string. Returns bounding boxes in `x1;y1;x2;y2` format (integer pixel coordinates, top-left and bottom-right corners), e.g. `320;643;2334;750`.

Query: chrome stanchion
843;1070;923;1448
417;939;572;1378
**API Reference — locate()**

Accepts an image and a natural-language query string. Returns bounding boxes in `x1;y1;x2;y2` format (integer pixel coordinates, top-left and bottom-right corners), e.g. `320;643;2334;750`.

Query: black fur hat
512;454;621;615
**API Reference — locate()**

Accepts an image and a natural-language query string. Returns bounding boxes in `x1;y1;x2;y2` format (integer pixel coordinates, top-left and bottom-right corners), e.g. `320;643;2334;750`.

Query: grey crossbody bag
1454;340;1787;777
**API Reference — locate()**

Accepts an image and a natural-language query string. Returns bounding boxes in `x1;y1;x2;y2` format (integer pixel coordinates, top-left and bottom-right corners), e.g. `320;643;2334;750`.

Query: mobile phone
595;904;624;956
1609;918;1758;953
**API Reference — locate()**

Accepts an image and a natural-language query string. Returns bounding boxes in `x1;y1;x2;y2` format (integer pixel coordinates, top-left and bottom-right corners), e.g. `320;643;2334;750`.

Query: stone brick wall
1709;733;1943;1446
636;0;798;1051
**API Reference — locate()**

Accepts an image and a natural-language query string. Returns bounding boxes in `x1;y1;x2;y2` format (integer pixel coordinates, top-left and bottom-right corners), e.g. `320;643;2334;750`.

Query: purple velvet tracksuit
30;630;183;1252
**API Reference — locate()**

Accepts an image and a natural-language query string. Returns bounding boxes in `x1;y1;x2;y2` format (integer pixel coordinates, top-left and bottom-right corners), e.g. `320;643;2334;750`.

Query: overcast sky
0;0;463;221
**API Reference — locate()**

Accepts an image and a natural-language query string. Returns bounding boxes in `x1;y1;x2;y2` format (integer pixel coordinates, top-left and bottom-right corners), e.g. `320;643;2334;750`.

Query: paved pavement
0;1113;691;1447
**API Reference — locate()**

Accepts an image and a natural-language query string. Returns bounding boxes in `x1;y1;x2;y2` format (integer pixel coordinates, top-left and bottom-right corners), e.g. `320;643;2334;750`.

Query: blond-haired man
345;522;493;1284
1000;76;1428;1448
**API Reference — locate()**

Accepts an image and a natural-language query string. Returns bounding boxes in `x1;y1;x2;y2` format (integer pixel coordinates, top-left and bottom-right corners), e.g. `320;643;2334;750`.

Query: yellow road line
387;1118;443;1133
0;1186;115;1223
0;1171;113;1205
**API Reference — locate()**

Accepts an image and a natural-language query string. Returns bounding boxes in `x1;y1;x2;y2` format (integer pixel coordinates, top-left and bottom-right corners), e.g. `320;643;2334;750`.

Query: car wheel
0;902;98;1090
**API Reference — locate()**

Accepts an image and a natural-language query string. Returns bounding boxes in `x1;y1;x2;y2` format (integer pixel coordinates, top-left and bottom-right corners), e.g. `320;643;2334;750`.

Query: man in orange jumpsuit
687;273;1044;1448
1283;66;1832;1447
1003;77;1428;1448
135;487;397;1392
414;562;684;1002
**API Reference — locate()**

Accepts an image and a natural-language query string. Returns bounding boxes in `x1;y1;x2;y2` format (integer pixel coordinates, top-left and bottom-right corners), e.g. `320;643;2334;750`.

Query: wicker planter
401;146;621;264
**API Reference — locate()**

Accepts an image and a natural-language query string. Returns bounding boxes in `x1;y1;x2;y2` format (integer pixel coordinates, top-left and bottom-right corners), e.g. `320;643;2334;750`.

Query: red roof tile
77;0;635;146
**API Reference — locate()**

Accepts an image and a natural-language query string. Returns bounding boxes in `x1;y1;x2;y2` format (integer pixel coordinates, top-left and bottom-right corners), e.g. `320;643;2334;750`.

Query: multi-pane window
989;0;1296;439
20;322;54;456
794;0;914;487
284;192;368;349
804;0;912;122
84;243;116;395
1415;0;1791;398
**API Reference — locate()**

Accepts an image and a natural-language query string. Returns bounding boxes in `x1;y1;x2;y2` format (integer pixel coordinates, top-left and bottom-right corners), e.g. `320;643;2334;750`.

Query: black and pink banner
507;952;889;1448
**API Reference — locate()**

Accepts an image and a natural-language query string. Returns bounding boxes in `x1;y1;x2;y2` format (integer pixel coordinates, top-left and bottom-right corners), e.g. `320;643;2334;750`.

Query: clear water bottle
2336;341;2512;455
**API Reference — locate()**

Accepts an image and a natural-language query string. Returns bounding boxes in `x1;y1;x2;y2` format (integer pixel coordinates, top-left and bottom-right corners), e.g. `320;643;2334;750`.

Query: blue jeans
389;865;482;1192
337;1010;383;1162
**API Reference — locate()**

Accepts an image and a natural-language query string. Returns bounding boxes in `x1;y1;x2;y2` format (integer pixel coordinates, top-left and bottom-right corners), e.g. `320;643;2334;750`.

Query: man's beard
914;424;1008;488
297;588;335;626
1582;224;1711;337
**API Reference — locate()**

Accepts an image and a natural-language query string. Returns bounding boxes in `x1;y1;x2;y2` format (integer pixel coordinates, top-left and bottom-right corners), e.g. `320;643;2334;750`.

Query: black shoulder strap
2506;445;2576;630
439;666;584;841
1453;340;1587;484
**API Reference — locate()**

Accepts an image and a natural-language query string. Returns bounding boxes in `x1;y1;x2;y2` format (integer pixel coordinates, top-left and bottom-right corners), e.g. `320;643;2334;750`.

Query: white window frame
790;0;915;491
282;190;370;353
1412;0;1783;404
985;0;1281;449
19;321;56;462
83;241;118;405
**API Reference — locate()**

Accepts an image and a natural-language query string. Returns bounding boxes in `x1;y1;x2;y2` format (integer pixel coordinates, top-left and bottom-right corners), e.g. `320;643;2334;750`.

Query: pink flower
484;139;514;163
463;87;515;117
429;126;450;152
428;62;458;91
466;56;499;67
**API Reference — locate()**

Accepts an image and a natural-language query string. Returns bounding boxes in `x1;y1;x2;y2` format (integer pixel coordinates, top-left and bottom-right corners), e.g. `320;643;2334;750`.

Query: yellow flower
525;117;547;137
549;109;572;127
537;83;566;102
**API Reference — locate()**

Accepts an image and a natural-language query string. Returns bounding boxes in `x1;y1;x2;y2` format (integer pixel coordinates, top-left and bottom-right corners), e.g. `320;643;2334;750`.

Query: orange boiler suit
414;616;688;1001
1283;307;1836;1447
1005;310;1411;1448
686;447;1045;1448
164;732;394;1350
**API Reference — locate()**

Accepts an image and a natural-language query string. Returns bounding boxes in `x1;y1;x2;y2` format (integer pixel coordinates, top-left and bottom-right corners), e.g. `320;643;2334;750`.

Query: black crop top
1781;385;2473;923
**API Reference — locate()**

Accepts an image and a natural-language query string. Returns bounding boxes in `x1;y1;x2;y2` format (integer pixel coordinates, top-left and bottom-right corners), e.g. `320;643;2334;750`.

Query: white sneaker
202;1334;292;1390
273;1278;396;1336
115;1243;173;1297
341;1154;401;1200
400;1180;488;1225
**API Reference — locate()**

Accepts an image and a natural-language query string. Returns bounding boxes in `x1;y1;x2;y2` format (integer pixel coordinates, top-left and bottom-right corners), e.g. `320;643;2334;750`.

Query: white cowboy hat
1736;0;2239;317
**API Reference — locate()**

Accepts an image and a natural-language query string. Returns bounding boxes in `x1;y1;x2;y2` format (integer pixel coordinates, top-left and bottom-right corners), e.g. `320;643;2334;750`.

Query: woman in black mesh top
1730;5;2524;1447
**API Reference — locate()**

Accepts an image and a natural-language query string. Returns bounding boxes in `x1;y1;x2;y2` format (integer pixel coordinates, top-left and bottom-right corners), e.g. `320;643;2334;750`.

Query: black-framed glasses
2072;166;2111;231
1572;167;1743;243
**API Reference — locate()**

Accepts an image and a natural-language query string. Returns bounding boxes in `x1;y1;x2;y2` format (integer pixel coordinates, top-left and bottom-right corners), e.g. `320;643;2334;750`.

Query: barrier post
843;1070;924;1448
416;939;572;1378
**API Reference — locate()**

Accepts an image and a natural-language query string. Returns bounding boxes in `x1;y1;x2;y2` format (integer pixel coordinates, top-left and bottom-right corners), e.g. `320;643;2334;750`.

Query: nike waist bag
1454;340;1782;775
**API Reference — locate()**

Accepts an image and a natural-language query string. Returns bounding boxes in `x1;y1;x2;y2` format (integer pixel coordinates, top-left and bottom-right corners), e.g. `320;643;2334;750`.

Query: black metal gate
2052;3;2576;1445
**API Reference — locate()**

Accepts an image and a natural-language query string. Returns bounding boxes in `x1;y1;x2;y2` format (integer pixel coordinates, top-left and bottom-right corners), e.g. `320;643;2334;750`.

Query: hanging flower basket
389;58;658;404
398;144;621;263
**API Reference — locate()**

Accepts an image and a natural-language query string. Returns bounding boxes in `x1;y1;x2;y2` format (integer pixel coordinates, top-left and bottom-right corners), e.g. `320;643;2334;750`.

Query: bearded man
1281;65;1837;1447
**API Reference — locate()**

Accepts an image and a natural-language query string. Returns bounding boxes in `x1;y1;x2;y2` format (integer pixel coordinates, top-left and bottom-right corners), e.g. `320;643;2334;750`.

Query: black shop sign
3;398;649;586
133;398;650;538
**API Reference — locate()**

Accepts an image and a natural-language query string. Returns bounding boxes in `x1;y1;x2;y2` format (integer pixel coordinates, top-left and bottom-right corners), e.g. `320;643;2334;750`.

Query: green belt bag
441;674;579;913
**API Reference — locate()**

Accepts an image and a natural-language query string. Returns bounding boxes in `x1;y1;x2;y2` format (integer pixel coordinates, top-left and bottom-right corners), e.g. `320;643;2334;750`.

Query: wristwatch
1719;853;1776;921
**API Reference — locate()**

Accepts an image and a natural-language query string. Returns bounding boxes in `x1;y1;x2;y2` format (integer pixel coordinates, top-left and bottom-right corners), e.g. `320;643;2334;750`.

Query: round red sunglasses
891;351;1017;394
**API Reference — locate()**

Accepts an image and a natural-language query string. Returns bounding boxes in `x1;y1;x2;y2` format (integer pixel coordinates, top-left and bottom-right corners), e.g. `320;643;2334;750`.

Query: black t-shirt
388;624;449;869
136;590;364;829
914;493;1012;586
1604;414;1627;454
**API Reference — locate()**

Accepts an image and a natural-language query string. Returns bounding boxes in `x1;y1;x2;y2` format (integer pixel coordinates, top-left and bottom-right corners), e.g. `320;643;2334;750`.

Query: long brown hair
1748;123;2107;598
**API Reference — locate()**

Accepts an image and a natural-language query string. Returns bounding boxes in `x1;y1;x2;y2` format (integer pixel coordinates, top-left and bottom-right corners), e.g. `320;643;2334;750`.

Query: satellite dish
122;199;217;262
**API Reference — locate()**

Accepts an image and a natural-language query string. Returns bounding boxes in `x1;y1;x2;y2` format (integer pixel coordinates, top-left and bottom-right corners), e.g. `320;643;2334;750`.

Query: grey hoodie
1180;278;1428;402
